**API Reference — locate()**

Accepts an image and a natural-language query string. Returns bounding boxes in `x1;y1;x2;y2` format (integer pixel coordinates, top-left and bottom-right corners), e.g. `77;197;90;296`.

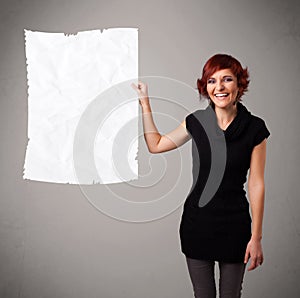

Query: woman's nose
216;80;224;90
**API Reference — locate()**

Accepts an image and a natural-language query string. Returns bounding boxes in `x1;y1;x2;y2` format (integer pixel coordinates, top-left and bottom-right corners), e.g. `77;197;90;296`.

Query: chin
214;101;230;108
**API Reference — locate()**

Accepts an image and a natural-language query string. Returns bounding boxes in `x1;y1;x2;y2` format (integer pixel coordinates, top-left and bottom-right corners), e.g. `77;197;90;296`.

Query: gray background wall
1;0;299;297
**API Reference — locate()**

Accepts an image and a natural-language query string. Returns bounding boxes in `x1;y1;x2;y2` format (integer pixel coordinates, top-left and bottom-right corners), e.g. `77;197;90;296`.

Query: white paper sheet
23;28;139;184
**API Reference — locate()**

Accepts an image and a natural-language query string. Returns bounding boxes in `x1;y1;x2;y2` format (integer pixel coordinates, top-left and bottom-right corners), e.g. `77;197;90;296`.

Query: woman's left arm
244;139;267;271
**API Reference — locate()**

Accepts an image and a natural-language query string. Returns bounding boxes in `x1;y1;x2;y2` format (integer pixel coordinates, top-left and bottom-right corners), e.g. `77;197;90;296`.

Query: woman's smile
214;93;229;100
207;68;239;108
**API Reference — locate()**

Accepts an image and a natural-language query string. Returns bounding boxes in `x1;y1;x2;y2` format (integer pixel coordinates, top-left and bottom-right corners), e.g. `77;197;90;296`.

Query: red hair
197;54;250;101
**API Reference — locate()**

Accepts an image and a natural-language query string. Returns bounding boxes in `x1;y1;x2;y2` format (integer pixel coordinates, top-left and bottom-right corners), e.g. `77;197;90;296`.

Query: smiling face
206;68;239;109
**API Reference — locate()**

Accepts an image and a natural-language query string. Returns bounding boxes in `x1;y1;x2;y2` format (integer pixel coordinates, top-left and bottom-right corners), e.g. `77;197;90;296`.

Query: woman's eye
224;77;233;82
207;79;215;84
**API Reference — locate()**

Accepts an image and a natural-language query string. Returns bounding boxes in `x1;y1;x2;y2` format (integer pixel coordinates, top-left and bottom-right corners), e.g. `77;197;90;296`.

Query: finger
136;81;144;89
257;258;263;266
131;82;138;90
256;254;263;266
248;259;257;271
244;250;249;264
260;254;264;265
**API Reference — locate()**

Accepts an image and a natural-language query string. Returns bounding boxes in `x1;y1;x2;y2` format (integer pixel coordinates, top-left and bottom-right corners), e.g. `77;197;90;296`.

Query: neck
214;103;238;130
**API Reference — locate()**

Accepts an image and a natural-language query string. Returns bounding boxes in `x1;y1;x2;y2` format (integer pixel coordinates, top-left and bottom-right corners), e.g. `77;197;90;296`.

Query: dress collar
206;102;252;141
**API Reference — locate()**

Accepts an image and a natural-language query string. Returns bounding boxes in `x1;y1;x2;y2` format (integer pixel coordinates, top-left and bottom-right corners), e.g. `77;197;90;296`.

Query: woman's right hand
131;81;150;106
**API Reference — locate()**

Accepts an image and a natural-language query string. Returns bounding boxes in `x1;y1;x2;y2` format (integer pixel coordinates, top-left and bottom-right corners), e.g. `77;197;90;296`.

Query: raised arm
131;81;191;153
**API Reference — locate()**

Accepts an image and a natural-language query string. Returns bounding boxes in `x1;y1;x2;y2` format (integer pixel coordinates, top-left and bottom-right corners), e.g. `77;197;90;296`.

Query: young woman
131;54;270;298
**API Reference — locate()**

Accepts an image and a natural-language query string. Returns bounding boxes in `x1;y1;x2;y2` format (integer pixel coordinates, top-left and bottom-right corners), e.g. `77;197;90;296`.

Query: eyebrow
208;75;234;79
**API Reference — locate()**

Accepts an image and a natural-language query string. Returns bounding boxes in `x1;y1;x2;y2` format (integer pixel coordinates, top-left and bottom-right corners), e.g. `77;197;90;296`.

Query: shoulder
249;113;266;124
186;108;210;123
247;114;270;147
248;113;270;133
186;109;205;119
185;109;207;133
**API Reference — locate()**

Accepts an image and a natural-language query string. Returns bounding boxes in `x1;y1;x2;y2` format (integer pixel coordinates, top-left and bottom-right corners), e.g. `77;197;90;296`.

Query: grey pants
186;257;246;298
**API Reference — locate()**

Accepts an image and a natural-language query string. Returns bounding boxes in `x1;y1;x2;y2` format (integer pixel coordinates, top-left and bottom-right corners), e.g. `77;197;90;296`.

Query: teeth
215;93;228;97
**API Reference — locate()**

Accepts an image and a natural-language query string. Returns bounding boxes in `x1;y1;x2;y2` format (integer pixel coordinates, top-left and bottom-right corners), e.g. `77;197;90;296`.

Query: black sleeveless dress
179;102;270;263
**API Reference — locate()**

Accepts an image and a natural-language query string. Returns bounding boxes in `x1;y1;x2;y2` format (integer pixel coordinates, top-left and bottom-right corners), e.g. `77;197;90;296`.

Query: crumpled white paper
23;28;139;184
